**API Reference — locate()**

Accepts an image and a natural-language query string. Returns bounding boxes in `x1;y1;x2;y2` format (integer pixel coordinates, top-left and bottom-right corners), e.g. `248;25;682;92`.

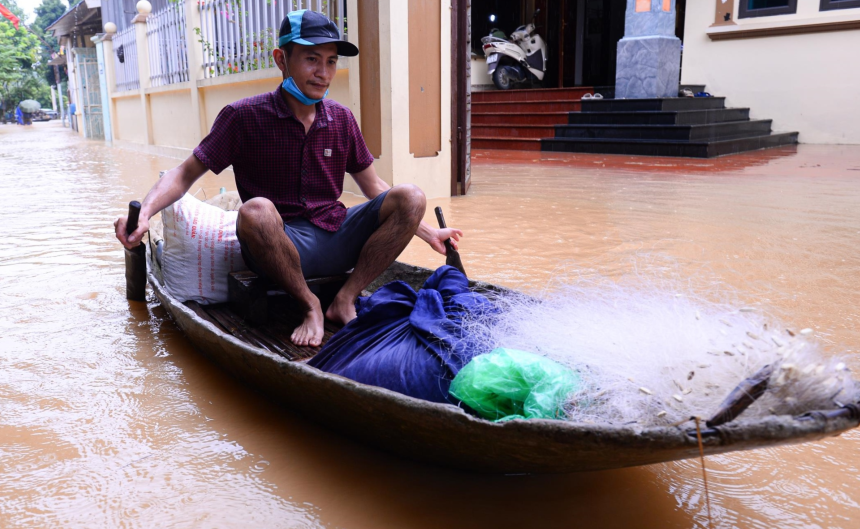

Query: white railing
147;2;190;87
113;24;140;91
197;0;345;79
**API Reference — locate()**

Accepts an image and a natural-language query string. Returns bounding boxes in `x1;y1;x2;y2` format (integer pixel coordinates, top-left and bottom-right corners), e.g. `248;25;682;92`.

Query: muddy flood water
1;122;859;528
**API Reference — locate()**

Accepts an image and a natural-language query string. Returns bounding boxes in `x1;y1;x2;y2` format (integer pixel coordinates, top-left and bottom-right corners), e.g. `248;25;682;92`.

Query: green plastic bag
449;348;580;422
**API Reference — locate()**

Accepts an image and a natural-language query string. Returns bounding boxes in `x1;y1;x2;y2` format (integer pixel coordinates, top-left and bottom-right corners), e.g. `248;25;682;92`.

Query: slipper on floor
694;92;713;97
679;88;694;98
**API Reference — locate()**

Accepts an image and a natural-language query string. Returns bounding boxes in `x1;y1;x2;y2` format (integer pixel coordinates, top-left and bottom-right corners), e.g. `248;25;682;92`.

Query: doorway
536;0;627;89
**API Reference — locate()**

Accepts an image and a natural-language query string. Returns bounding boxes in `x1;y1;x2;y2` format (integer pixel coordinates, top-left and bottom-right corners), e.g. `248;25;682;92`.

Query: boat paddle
124;200;147;301
434;206;466;277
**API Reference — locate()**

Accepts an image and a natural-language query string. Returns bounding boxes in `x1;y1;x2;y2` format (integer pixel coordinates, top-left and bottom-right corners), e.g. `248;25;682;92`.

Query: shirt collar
273;84;329;129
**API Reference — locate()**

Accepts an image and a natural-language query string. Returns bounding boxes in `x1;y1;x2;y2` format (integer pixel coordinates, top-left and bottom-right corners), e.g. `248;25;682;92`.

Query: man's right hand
112;154;209;250
115;214;150;249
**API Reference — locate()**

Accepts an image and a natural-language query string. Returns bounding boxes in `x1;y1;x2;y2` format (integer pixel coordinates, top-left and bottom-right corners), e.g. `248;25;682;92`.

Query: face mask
281;77;328;106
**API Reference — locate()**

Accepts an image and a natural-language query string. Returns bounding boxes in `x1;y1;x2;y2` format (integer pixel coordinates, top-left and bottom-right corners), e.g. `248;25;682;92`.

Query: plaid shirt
193;85;375;232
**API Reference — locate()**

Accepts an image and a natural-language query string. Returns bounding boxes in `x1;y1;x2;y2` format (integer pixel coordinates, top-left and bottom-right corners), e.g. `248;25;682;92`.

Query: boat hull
148;263;859;474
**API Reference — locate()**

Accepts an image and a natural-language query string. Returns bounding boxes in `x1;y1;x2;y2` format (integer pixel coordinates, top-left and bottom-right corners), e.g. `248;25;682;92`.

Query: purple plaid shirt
193;85;375;232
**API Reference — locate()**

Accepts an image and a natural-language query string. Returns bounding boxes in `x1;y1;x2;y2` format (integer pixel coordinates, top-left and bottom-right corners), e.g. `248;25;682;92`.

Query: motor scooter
480;10;546;90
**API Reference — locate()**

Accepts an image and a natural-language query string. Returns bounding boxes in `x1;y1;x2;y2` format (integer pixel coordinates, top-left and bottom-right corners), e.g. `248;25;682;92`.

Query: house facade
65;0;470;198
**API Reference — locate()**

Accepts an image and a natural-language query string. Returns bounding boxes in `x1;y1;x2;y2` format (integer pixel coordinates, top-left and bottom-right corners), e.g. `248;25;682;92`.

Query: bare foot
325;295;358;326
291;301;325;347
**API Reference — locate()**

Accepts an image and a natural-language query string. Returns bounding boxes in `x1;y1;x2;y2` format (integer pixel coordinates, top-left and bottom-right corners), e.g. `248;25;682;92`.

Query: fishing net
460;270;859;427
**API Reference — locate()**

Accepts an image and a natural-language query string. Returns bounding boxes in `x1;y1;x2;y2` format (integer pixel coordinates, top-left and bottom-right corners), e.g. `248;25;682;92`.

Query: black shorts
238;190;389;279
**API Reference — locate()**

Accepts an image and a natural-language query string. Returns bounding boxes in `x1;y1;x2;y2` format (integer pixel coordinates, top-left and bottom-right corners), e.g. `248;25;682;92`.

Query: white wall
681;0;860;144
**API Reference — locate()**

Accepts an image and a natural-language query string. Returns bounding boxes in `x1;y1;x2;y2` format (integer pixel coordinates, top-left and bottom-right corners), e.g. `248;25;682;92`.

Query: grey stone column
614;0;681;99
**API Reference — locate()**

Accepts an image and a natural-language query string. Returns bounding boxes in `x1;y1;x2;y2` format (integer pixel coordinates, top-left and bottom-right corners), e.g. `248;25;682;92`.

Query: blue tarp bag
308;266;494;403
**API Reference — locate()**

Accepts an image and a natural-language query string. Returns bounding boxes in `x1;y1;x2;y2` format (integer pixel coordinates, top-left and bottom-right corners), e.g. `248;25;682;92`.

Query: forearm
140;156;205;220
415;220;436;243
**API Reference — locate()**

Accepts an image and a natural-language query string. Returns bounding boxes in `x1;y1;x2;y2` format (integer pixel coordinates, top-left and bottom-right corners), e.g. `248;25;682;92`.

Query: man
115;10;462;347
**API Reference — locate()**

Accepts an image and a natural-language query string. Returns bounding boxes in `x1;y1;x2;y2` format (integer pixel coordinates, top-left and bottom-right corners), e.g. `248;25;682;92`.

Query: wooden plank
408;0;442;157
184;301;229;333
358;0;382;157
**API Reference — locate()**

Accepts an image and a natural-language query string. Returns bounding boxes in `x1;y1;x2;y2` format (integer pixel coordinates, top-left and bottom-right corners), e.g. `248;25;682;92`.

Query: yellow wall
114;94;146;144
471;56;492;86
105;0;454;198
149;89;197;150
682;0;860;144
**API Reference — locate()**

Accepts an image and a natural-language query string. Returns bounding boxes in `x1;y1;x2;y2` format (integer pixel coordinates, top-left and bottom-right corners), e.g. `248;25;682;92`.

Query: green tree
0;0;52;114
32;0;69;85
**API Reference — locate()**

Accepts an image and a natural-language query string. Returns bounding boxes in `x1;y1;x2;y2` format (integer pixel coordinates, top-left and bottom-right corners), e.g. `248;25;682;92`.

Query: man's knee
237;198;279;237
388;184;426;221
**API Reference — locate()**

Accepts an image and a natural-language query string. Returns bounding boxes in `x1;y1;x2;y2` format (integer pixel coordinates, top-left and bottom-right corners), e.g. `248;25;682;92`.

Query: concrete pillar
92;34;115;144
132;2;154;144
100;30;119;144
614;0;681;99
184;0;207;142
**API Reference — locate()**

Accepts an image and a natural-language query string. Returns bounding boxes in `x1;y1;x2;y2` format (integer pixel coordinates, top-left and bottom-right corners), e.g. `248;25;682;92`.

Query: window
738;0;798;18
820;0;860;11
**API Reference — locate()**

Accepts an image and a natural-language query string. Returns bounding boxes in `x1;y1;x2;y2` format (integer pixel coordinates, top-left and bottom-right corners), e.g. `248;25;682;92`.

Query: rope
695;416;714;529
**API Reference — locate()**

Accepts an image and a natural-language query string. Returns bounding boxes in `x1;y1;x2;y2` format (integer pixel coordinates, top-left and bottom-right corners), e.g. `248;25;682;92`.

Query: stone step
473;100;583;113
541;132;799;158
473;124;557;139
472;112;571;126
472;87;593;103
554;120;773;142
581;97;727;113
566;108;751;126
472;136;543;151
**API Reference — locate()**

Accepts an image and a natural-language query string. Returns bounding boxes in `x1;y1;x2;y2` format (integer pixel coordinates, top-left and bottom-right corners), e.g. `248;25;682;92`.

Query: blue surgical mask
282;77;328;106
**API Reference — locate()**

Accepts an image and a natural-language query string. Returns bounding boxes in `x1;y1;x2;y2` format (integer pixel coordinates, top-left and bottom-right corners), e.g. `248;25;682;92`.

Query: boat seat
228;270;350;326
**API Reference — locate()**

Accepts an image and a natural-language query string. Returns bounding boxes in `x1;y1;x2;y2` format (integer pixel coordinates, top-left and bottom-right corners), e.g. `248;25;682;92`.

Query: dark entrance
471;0;685;91
537;0;627;89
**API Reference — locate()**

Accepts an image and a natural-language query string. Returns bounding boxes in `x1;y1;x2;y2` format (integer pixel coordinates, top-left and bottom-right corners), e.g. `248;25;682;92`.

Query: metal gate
73;48;104;140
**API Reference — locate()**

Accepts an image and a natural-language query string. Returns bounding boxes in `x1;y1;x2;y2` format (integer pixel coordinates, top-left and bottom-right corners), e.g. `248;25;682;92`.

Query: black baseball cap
278;10;358;57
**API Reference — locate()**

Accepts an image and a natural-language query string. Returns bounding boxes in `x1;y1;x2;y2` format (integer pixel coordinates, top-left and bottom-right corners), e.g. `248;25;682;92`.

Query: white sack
161;193;247;304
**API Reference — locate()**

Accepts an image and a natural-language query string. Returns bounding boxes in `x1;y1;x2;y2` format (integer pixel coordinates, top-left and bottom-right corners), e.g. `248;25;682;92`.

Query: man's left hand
427;228;463;256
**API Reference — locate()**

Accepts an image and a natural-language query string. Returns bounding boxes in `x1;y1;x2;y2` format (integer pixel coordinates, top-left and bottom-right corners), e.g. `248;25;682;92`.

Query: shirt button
300;196;307;204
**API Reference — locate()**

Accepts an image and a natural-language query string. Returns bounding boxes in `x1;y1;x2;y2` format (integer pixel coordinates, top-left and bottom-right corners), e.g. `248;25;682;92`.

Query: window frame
820;0;860;11
738;0;799;18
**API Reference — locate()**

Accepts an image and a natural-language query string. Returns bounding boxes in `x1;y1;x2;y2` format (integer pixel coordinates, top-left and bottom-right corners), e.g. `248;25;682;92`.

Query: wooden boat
145;250;860;474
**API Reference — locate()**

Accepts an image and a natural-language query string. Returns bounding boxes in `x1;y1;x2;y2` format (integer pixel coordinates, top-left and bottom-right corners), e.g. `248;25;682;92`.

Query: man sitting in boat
114;10;462;347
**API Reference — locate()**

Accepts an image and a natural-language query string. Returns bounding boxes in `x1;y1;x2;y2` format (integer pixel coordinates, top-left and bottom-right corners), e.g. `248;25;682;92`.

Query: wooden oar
705;364;774;427
434;206;466;276
124;200;147;301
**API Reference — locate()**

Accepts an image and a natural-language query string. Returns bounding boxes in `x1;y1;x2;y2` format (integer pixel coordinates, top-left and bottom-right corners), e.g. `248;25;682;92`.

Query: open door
451;0;471;196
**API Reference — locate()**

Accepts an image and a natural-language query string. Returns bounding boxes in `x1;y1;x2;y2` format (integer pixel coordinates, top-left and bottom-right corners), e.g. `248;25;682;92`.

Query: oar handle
127;201;142;237
434;206;447;230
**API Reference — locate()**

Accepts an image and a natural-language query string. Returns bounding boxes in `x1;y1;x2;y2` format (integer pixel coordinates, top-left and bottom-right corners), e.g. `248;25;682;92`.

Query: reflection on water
1;123;858;528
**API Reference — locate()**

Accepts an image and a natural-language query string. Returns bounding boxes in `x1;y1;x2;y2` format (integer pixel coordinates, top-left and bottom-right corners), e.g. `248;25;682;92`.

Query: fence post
101;24;119;143
133;1;154;145
92;32;115;144
184;0;207;142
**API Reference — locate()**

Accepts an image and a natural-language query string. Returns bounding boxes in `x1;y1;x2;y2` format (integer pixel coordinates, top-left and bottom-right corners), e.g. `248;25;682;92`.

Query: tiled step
472;137;543;151
473;100;583;113
581;97;726;112
554;120;773;142
472;112;570;126
473;124;557;139
541;131;798;158
567;108;751;126
472;87;592;103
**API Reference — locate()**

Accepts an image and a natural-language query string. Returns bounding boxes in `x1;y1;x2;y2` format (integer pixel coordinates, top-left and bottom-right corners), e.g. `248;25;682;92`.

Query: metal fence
147;2;190;87
197;0;345;78
113;24;141;91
